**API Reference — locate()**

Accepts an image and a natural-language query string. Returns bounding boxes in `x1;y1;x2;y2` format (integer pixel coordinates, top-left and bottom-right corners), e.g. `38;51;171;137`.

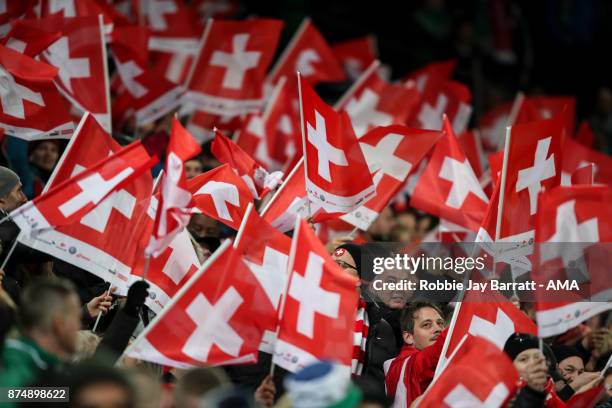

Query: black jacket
360;303;399;389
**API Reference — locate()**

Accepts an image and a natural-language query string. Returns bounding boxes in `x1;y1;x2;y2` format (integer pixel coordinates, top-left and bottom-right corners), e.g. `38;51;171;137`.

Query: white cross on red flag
534;185;612;337
16;113;153;290
562;137;612;186
110;25;183;127
211;129;283;200
184;19;283;116
300;74;375;216
0;19;61;57
411;116;489;231
146;118;201;257
498;116;563;240
435;286;537;377
341;125;442;231
235;204;291;353
420;336;518;408
35;15;112;131
11;139;156;240
336;61;420;138
267;18;345;86
272;219;358;373
0;43;73;140
188;163;254;231
125;240;277;368
330;36;377;81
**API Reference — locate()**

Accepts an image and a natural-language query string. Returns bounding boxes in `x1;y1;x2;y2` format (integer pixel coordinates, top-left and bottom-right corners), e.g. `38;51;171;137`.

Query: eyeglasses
335;260;357;271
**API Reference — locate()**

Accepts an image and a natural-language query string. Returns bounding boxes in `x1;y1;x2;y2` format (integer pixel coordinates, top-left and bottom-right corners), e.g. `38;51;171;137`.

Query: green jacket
0;336;62;388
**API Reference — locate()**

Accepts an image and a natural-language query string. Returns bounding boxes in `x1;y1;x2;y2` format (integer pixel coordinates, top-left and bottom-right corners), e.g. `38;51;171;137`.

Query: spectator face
29;141;59;172
73;382;133;408
56;293;82;357
187;214;220;238
513;349;542;379
403;307;444;350
368;207;396;239
375;268;414;309
558;356;584;384
0;182;27;211
185;159;203;179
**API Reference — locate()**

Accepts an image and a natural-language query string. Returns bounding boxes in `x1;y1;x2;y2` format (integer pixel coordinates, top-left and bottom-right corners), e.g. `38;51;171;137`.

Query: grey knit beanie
0;167;20;198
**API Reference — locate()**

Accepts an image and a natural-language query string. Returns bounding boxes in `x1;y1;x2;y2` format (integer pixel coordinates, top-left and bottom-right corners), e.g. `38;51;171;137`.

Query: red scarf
352;299;369;376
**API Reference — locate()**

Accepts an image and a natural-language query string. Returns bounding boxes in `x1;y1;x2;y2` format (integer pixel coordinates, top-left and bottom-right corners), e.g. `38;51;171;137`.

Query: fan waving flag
146;118;201;257
17;113;154;291
299;74;375;216
341;125;442;231
0;44;73;140
184;19;283;116
267;18;345;86
336;61;420;138
411;115;489;231
272;219;358;373
10;140;157;238
534;185;612;337
188;164;253;231
36;15;112;131
125;240;277;368
211;130;283;199
420;336;518;408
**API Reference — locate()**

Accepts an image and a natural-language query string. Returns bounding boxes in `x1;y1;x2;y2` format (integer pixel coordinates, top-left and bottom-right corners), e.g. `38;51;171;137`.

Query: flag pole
233;203;253;249
269;216;301;377
92;282;111;333
296;72;312;219
142;170;164;281
118;239;233;364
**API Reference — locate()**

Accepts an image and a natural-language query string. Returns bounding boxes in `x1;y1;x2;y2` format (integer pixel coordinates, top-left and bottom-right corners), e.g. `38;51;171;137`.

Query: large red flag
272;219;358;373
125;240;277;368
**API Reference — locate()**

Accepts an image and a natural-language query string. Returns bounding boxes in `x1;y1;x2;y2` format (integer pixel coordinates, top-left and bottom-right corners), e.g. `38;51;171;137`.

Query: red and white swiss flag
534;185;612;337
16;113;153;290
410;74;472;134
336;60;420;138
211;129;283;200
403;58;457;92
188;164;253;231
435;287;537;376
498;116;563;240
260;158;314;233
0;44;73;140
125;240;277;368
341;125;442;230
12;138;156;247
142;0;202;50
411;116;489;231
0;19;61;57
330;36;377;81
300;74;375;215
458;130;485;180
516;95;576;136
35;15;112;132
421;336;518;408
267;18;345;86
132;207;201;313
0;0;36;37
40;0;128;34
146;118;201;257
562;137;612;186
110;25;183;126
235;204;291;353
184;19;283;116
272;219;358;373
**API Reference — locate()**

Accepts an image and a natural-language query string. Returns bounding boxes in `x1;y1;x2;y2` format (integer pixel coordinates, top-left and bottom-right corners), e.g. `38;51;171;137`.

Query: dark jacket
361;305;399;388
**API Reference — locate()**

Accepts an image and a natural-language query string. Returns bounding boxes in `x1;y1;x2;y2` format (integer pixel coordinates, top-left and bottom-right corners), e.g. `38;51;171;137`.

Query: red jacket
384;328;448;407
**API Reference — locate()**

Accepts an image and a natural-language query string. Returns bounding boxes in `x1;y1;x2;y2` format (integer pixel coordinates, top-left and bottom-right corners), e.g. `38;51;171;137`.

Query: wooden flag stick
92;282;111;333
